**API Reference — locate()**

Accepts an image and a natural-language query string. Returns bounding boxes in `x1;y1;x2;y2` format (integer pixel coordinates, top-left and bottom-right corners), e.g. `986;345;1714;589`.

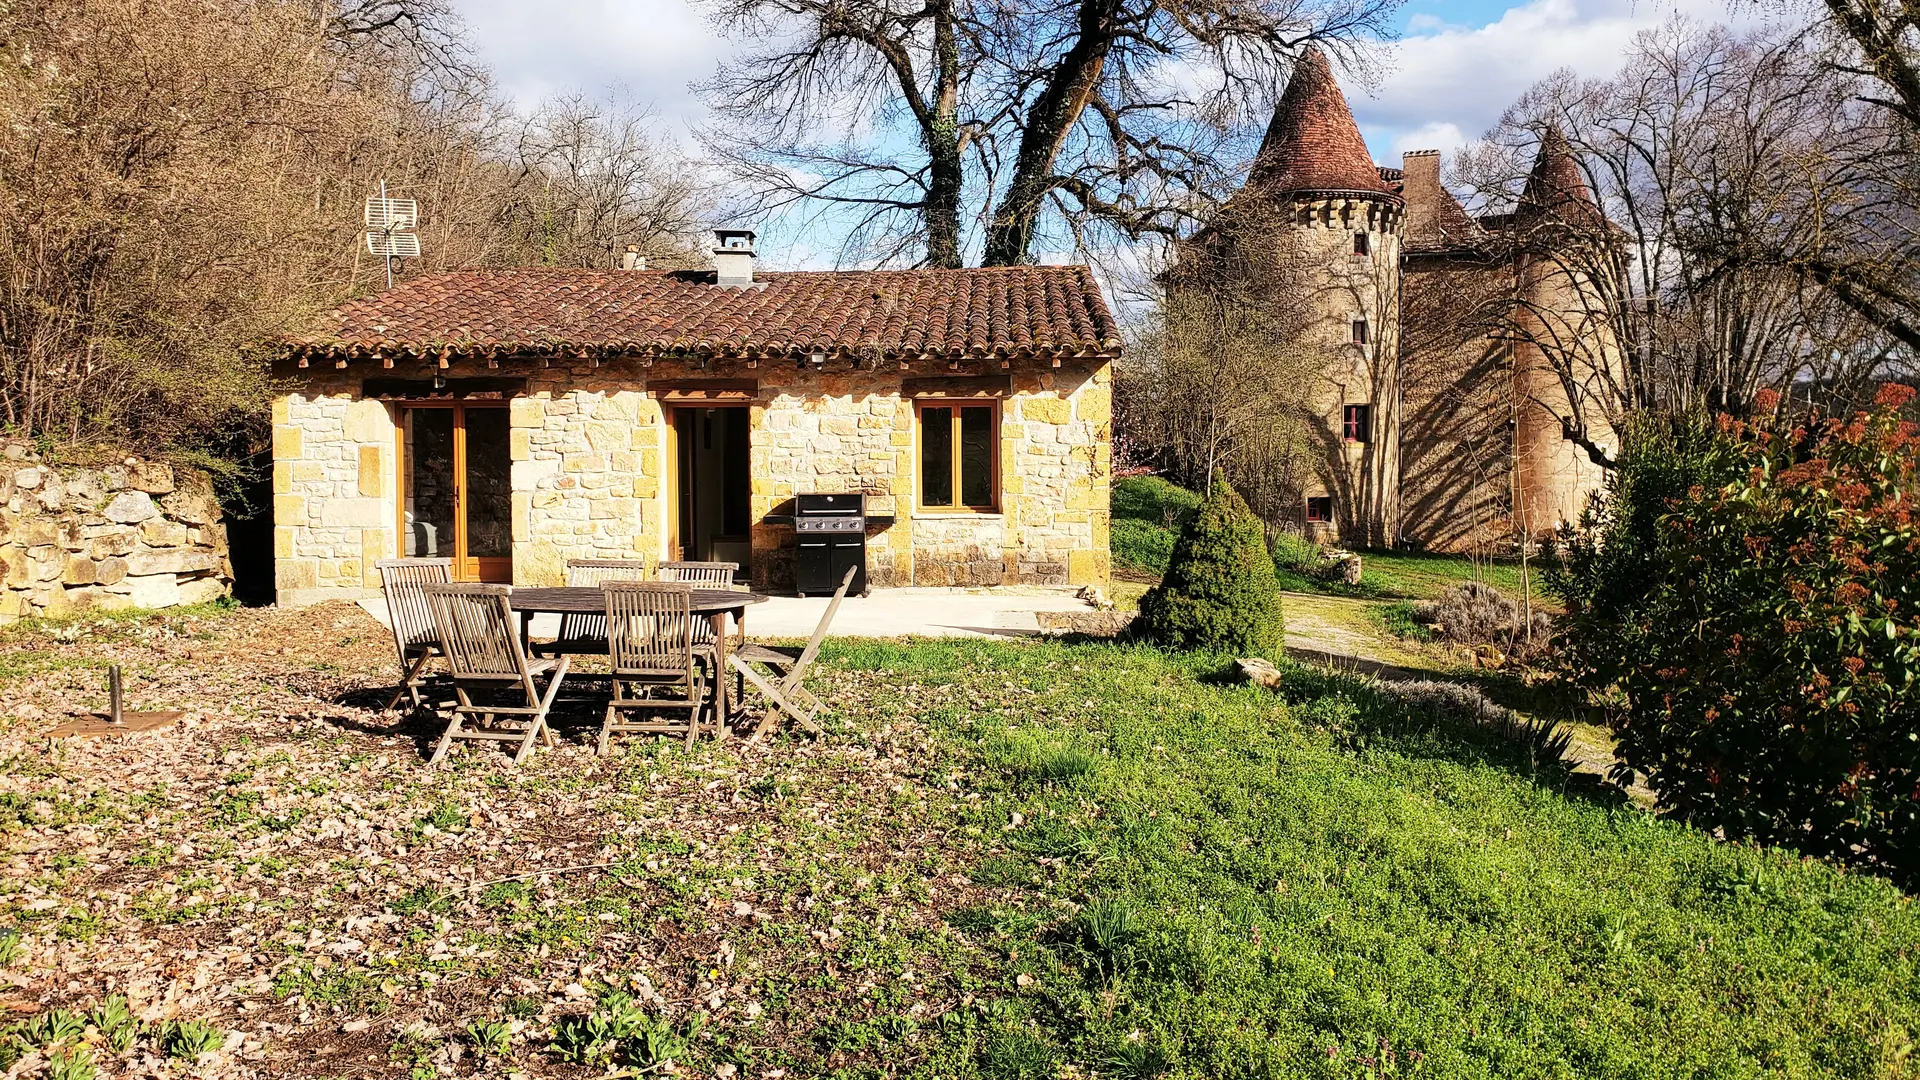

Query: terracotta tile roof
1517;127;1606;231
1246;47;1401;203
288;265;1123;363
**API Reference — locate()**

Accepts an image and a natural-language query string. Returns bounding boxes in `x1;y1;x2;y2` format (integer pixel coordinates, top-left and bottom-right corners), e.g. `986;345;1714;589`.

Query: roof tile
1247;47;1401;202
289;265;1122;361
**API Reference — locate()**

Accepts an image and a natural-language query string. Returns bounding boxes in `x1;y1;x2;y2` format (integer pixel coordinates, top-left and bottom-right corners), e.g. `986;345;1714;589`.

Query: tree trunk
923;3;964;268
980;0;1121;266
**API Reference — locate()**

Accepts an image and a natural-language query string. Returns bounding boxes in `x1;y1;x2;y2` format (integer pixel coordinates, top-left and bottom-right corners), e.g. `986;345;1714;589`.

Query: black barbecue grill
794;493;869;596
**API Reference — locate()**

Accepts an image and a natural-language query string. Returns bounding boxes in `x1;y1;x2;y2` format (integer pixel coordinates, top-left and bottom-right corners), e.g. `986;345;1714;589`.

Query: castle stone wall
1289;194;1403;547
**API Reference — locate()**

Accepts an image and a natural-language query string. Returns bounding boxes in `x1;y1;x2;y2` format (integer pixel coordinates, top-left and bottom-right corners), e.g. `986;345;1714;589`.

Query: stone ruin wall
0;443;232;624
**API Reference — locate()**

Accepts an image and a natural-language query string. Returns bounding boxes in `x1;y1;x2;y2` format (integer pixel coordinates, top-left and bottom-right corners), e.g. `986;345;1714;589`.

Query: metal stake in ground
48;665;184;739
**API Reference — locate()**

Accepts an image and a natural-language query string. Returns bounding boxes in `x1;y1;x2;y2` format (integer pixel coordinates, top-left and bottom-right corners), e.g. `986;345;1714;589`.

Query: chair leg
387;652;432;712
428;716;461;764
512;718;543;764
733;658;824;737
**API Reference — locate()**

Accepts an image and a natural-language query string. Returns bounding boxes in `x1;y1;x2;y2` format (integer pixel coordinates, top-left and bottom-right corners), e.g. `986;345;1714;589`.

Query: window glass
1343;404;1371;444
959;406;993;507
922;406;953;506
463;407;512;558
404;409;455;557
1353;232;1370;255
1351;320;1369;345
1305;496;1333;523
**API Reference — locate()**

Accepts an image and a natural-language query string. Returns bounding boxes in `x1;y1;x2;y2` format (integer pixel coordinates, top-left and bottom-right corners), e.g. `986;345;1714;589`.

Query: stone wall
0;445;231;623
1288;193;1404;549
272;355;1111;604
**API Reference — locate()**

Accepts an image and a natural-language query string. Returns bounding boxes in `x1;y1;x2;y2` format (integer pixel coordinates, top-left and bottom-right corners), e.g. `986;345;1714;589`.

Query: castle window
1351;320;1369;345
1353;231;1370;256
1343;404;1372;444
1305;497;1334;524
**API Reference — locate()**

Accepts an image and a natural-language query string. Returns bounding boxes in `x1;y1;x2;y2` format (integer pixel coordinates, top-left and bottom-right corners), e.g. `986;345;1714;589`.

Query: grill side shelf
762;514;896;527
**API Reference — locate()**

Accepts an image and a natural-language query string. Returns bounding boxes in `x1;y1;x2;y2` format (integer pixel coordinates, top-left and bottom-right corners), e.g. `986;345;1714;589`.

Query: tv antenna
364;180;420;288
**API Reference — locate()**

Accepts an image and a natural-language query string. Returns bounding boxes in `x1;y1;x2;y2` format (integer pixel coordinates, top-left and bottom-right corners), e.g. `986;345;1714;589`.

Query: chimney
711;228;757;286
1401;150;1442;242
619;244;646;271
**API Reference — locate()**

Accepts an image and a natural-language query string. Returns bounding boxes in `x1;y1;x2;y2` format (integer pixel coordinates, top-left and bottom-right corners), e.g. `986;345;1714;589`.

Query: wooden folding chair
534;558;652;656
602;582;708;753
733;564;857;740
422;583;570;765
660;561;741;649
376;558;453;711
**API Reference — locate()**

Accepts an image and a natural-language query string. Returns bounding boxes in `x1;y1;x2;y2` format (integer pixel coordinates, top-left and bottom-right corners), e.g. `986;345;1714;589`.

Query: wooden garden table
507;587;768;731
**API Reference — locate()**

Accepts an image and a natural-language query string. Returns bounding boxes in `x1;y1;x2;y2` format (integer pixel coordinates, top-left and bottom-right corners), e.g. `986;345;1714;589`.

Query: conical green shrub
1135;472;1284;655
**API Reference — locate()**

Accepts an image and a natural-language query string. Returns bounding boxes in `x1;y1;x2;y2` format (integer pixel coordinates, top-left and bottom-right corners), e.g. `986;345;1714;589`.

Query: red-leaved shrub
1555;385;1920;884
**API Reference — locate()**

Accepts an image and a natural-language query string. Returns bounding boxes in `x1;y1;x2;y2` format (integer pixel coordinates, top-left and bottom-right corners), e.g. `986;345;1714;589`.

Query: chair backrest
659;562;737;644
377;558;453;657
604;582;696;679
566;559;653;586
659;561;737;588
558;559;650;642
422;583;530;684
790;564;859;677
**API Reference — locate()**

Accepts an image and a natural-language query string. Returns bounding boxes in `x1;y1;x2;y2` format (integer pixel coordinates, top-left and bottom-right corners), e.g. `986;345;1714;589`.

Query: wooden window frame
1342;403;1371;444
1305;496;1334;524
1352;231;1370;257
915;399;1001;513
1351;319;1369;346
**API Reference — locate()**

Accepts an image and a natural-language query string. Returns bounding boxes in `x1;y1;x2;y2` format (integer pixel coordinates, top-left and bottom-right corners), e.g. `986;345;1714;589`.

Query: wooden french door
397;402;512;582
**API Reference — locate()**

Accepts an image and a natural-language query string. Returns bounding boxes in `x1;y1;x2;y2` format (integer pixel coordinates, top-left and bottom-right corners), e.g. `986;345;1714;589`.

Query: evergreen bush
1135;472;1283;655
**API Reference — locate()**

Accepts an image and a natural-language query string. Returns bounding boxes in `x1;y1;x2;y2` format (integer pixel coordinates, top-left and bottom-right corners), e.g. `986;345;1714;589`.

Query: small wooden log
1235;657;1284;692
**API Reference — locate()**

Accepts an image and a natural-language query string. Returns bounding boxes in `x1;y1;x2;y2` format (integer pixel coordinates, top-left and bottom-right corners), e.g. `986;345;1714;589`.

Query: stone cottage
272;233;1119;605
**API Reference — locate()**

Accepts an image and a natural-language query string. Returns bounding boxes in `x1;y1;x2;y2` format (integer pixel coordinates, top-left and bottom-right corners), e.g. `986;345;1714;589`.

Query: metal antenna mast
365;181;421;289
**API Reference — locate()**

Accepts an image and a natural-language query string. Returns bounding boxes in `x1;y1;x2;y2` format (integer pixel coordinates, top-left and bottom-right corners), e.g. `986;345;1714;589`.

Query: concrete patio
356;586;1102;641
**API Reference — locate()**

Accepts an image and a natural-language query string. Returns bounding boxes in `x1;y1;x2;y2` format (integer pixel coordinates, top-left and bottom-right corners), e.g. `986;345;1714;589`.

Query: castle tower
1247;47;1405;547
1508;128;1619;536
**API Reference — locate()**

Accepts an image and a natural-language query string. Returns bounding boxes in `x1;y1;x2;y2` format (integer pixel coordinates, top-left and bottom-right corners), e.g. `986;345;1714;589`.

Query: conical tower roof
1516;127;1605;230
1247;47;1400;202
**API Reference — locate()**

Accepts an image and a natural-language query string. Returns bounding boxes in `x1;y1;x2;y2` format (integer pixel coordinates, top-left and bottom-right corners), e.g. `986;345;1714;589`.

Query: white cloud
1345;0;1768;158
450;0;727;129
1389;121;1469;157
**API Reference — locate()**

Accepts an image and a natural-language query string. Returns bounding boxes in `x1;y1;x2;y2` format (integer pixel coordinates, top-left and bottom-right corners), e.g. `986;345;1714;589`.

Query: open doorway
672;406;751;578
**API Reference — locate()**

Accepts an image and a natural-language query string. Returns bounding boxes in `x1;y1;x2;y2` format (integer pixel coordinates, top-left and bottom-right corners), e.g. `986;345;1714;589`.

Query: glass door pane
404;409;456;558
462;407;512;561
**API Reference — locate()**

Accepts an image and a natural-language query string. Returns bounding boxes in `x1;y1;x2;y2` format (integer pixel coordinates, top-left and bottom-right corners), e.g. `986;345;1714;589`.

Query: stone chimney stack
711;228;757;287
619;244;646;271
1400;150;1442;244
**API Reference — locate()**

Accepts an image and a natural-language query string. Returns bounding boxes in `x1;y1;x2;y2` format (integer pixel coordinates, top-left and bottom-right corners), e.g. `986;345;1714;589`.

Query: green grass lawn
1112;475;1540;603
1111;475;1200;580
827;639;1920;1078
6;607;1913;1078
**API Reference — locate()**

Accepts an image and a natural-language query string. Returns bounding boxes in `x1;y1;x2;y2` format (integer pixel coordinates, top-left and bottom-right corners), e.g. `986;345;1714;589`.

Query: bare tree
1117;213;1323;525
0;0;713;455
1451;19;1904;468
500;96;715;270
696;0;1402;268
